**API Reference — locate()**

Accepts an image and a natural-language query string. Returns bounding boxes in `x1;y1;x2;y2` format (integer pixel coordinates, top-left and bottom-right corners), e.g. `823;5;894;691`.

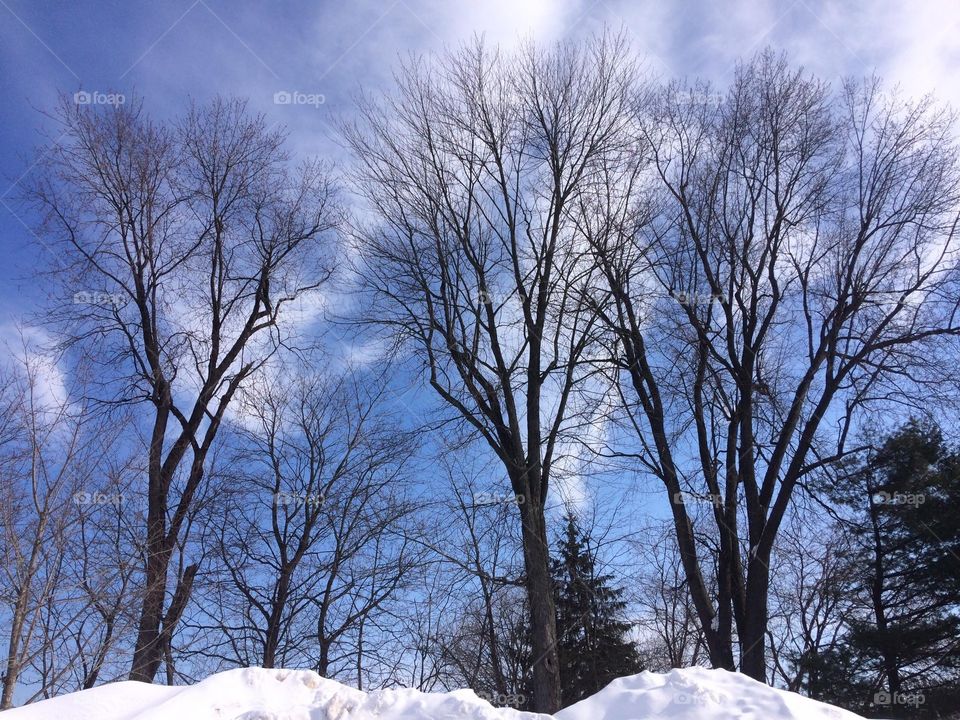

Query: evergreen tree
551;513;644;707
823;420;960;718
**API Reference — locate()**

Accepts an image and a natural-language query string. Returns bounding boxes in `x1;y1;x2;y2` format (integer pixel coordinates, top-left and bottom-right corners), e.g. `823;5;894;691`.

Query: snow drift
2;666;865;720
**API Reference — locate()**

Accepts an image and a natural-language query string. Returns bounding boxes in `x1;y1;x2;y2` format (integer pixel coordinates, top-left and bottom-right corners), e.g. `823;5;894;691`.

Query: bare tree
28;96;341;682
589;52;960;679
29;440;143;697
343;33;634;712
0;344;126;707
416;464;528;704
192;363;418;682
766;512;853;692
392;570;451;693
631;527;708;671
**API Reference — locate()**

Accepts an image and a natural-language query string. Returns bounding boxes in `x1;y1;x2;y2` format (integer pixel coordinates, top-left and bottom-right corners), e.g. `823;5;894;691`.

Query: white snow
1;666;865;720
556;667;865;720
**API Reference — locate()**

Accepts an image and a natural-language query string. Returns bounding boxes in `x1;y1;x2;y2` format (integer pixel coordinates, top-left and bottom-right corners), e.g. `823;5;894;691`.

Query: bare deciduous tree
344;33;634;712
413;465;528;704
590;52;960;679
193;364;418;682
0;345;131;707
766;513;853;692
29;96;341;682
631;527;708;671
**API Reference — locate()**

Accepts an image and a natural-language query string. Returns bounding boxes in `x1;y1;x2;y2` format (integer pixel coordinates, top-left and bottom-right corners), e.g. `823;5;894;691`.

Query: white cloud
0;322;69;412
439;0;577;45
875;0;960;107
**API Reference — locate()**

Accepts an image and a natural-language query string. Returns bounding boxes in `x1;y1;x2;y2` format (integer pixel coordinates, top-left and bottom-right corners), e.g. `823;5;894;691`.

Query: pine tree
822;420;960;718
551;513;644;707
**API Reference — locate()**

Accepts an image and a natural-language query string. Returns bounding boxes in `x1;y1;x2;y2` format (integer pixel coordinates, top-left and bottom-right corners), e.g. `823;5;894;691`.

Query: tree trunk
263;569;292;669
317;640;330;677
663;478;735;671
1;579;32;708
1;631;22;709
129;501;172;683
1;499;50;707
82;616;116;689
739;554;770;681
867;500;901;702
129;580;166;681
518;498;561;714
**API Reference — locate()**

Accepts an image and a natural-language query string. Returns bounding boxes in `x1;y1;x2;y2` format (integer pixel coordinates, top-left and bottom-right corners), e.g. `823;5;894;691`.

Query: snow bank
556;667;865;720
1;669;545;720
1;666;864;720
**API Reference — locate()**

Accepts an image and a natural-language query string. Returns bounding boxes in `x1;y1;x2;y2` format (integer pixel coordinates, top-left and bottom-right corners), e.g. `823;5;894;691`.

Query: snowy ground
2;666;866;720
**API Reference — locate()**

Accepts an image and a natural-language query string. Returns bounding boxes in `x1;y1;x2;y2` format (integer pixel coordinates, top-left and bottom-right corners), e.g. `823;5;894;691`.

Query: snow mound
2;666;864;720
1;668;545;720
557;667;864;720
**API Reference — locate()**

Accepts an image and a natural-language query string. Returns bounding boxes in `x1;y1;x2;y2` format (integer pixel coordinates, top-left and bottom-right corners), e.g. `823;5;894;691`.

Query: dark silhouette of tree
343;33;633;712
29;96;340;682
588;51;960;679
822;420;960;717
552;513;643;707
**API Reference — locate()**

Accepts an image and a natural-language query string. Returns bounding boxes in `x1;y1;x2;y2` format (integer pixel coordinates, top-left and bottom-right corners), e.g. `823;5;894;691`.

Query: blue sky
0;0;958;486
0;2;956;626
1;0;958;319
